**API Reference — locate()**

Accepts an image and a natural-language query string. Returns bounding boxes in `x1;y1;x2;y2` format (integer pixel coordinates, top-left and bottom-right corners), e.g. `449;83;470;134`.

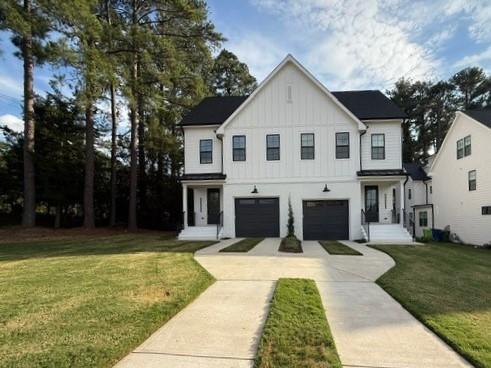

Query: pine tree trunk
128;58;138;231
109;82;117;226
83;103;95;228
137;94;146;213
54;203;61;229
21;0;36;227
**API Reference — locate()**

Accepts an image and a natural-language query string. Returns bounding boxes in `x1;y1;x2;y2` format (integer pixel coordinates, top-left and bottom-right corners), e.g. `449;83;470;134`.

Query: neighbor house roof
463;108;491;129
180;91;406;127
403;163;431;181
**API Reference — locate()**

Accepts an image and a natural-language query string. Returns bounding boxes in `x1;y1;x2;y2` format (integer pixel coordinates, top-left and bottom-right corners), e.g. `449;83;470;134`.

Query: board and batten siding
361;120;403;170
221;62;360;182
183;126;222;174
431;113;491;245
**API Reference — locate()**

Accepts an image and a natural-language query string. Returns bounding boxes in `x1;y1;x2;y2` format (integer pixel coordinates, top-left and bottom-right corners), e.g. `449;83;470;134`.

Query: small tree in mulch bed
279;196;303;253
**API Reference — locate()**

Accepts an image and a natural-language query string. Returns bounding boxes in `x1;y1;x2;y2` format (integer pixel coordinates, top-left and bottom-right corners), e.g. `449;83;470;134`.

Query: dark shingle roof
463;109;491;129
180;90;406;126
331;90;407;120
403;163;430;181
180;96;247;126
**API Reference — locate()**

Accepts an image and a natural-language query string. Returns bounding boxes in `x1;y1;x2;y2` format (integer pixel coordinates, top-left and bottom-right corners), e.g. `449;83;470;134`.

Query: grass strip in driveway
371;242;491;368
0;234;216;368
255;278;341;368
219;238;264;252
319;240;362;255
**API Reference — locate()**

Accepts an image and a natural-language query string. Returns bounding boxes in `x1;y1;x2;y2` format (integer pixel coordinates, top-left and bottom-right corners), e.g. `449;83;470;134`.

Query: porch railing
391;208;401;224
403;209;415;238
361;209;370;242
216;211;223;239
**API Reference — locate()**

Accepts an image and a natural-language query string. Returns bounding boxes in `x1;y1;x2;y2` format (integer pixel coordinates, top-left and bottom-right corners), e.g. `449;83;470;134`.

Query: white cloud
0;114;24;132
455;46;491;70
227;33;287;81
0;74;23;99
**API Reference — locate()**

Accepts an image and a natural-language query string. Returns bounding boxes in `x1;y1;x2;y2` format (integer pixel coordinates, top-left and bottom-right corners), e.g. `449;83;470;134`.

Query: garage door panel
303;200;349;240
235;198;279;237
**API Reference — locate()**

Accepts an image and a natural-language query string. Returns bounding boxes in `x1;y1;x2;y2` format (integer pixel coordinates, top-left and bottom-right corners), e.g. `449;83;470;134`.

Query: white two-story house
178;55;412;242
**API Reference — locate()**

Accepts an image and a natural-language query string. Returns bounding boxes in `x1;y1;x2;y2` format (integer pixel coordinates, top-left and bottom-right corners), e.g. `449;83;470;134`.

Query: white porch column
182;183;188;229
400;178;405;225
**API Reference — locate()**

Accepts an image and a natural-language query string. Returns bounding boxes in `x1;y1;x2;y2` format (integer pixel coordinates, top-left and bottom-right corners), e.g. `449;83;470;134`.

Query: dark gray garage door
235;198;279;237
303;200;349;240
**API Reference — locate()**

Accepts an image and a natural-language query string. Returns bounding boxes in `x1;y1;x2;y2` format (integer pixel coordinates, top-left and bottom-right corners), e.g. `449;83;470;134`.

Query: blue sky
2;0;491;132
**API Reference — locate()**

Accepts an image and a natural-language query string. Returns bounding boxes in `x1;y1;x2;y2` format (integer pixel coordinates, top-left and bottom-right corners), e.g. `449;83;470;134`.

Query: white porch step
367;224;413;242
178;226;220;241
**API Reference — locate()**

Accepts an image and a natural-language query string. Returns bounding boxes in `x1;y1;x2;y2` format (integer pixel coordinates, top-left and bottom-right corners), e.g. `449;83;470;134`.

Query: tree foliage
210;49;257;96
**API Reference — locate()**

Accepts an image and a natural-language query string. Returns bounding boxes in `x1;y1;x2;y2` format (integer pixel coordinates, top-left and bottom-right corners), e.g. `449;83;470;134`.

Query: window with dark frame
371;134;385;160
468;170;476;191
200;139;212;164
408;188;412;200
232;135;246;161
464;135;471;156
482;206;491;215
457;138;464;159
336;132;350;159
301;133;315;160
419;211;428;227
430;186;432;194
266;134;280;161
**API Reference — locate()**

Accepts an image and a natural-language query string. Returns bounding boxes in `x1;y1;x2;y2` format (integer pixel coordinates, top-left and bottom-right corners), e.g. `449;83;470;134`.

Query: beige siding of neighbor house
430;113;491;245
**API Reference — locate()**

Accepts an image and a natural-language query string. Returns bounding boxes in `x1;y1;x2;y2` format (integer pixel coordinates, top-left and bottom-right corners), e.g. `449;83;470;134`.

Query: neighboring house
429;110;491;246
403;162;433;238
178;54;412;242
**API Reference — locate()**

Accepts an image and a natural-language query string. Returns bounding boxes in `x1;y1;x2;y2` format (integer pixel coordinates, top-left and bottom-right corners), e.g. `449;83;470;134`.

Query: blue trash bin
432;229;443;242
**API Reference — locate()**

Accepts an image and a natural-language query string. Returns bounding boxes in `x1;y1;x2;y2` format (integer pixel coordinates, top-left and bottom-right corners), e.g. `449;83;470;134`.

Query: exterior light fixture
323;184;330;192
251;185;258;194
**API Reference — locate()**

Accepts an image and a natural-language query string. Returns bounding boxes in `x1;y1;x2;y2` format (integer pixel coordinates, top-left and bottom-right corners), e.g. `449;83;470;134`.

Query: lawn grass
0;233;216;368
255;278;341;368
371;242;491;368
278;236;303;253
319;240;362;255
219;238;264;252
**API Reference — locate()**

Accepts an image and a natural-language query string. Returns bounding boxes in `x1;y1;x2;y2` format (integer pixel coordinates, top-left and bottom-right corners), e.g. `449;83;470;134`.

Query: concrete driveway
115;238;471;368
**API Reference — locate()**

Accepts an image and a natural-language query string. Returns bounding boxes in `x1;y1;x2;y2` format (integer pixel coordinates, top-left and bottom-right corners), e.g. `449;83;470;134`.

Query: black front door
207;188;220;225
365;186;379;222
187;188;195;226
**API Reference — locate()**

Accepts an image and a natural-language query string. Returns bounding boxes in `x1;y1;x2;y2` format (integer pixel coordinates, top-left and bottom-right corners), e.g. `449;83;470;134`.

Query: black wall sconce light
323;184;330;192
251;185;258;194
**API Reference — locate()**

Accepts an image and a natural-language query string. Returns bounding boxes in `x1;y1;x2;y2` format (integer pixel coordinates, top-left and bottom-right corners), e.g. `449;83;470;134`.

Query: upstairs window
371;134;385;160
408;188;412;200
430;185;433;194
419;211;428;227
457;135;471;159
266;134;280;161
468;170;476;191
200;139;212;164
301;133;315;160
336;132;350;159
232;135;246;161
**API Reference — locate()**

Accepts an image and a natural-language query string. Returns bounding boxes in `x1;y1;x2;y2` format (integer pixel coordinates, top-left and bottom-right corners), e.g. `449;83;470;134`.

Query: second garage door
235;198;279;237
303;200;349;240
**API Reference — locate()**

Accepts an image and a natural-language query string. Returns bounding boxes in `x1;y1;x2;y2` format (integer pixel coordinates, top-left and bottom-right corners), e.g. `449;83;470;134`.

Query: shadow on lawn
0;234;217;262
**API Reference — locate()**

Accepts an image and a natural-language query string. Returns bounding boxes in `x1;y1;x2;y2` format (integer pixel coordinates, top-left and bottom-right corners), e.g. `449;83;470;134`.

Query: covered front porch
179;174;225;240
358;170;412;242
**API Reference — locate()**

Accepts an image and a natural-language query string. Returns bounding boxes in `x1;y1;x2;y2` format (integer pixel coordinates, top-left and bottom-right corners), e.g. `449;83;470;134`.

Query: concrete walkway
116;238;471;368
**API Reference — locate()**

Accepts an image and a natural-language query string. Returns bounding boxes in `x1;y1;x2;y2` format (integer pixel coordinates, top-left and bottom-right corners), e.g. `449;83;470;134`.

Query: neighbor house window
336;132;350;159
301;133;315;159
457;135;471;159
430;186;433;194
419;211;428;227
371;134;385;160
200;139;212;164
457;139;464;159
408;188;412;200
232;135;246;161
482;206;491;215
468;170;476;191
266;134;280;161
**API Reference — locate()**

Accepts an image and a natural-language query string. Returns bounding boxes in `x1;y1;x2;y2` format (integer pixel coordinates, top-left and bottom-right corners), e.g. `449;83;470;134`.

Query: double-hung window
232;135;246;161
200;139;212;164
371;134;385;160
468;170;476;191
336;132;350;159
457;135;471;159
419;211;428;227
266;134;280;161
301;133;315;160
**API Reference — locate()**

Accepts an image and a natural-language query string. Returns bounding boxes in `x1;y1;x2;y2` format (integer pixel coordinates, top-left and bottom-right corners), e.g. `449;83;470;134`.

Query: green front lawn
319;240;362;255
0;233;216;368
371;243;491;368
219;238;264;252
255;278;341;368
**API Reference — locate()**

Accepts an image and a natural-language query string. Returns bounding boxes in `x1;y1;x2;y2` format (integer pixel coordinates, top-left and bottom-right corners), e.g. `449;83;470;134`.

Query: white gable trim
216;54;367;135
429;111;490;173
